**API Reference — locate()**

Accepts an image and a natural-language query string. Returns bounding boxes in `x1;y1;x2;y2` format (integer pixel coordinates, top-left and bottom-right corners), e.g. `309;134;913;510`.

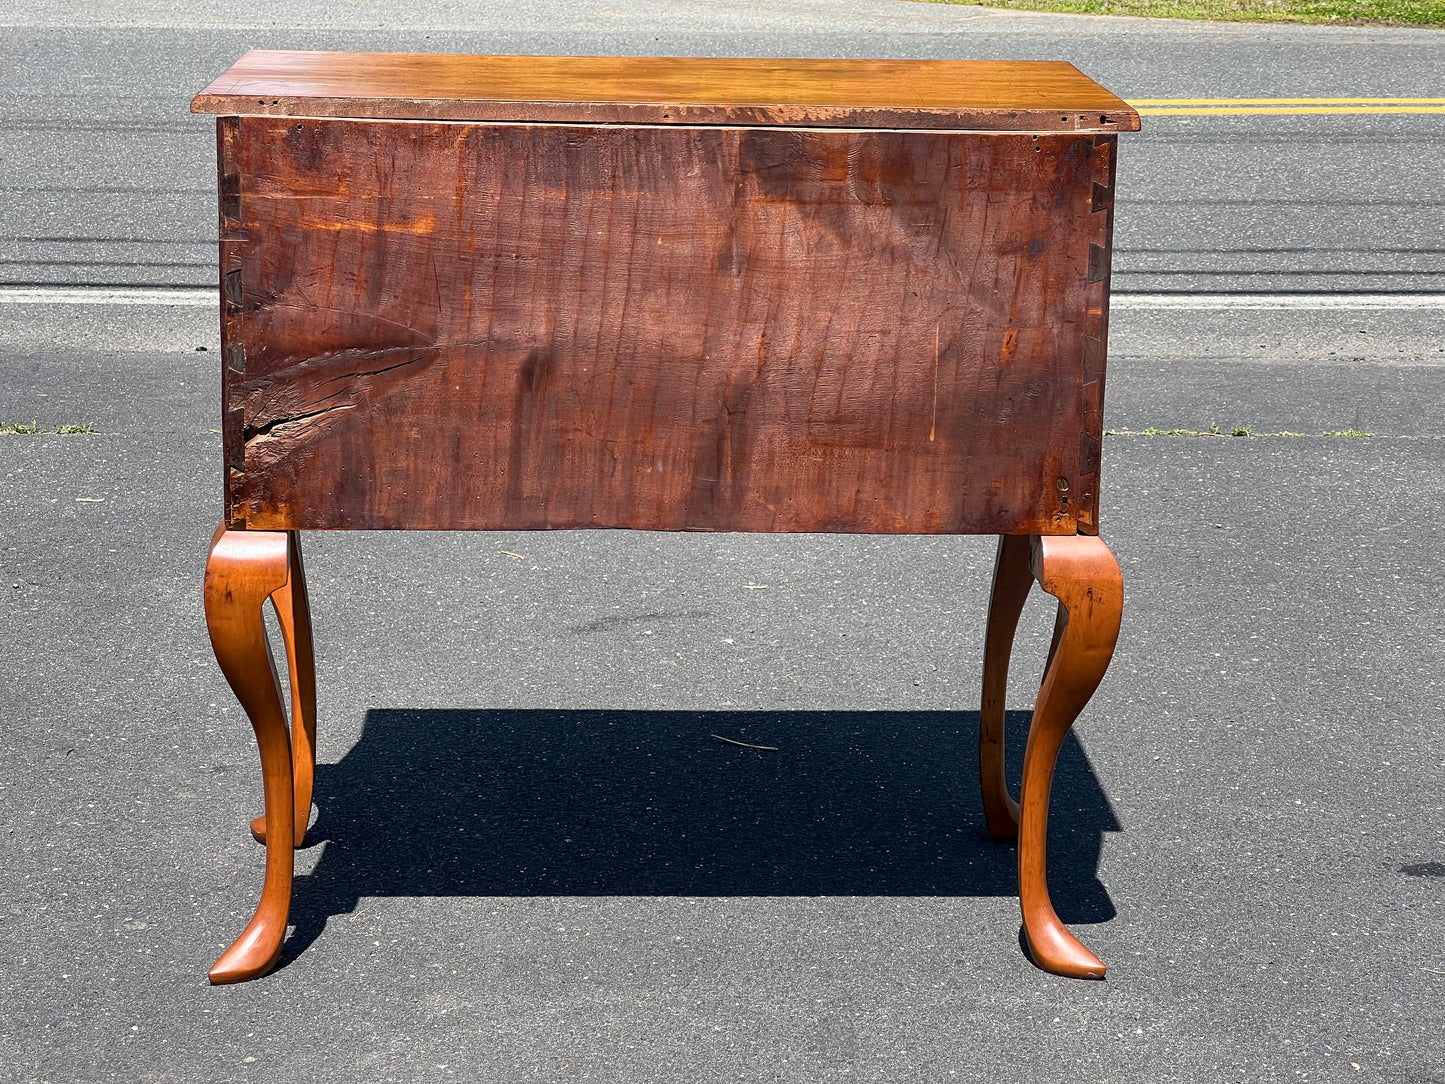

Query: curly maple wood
192;51;1140;133
216;118;1115;535
249;532;317;848
1014;533;1123;980
203;525;302;984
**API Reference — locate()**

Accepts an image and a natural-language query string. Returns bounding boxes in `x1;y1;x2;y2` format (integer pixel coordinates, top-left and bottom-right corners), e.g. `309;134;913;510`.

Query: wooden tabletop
192;51;1139;132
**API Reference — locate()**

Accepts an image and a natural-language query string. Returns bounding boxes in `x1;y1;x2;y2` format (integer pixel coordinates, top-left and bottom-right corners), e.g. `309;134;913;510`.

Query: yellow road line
1131;97;1445;105
1139;106;1445;115
1131;97;1445;116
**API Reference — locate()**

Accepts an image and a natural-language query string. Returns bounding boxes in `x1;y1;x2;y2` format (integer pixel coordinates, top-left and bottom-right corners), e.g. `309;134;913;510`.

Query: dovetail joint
219;172;240;224
223;268;243;308
223;340;245;376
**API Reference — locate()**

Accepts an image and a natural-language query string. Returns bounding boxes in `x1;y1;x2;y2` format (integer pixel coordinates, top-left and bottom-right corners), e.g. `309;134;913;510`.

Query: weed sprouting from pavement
0;421;95;435
1104;427;1385;438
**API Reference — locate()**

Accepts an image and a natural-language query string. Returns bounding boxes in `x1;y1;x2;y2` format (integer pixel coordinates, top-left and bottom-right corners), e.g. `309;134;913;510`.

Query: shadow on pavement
278;708;1120;969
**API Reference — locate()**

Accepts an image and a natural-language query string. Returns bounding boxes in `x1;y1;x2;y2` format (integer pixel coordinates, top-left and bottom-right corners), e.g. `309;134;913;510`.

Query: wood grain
192;51;1140;133
1017;533;1123;979
975;531;1124;978
219;117;1115;534
203;524;298;985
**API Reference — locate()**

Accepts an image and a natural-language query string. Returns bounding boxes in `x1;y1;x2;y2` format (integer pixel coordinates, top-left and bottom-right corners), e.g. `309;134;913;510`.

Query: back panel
219;117;1114;533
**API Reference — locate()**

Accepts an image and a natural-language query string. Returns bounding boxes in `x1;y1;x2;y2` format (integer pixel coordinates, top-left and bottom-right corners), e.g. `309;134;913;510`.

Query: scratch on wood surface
271;301;434;345
930;323;939;442
295;213;436;234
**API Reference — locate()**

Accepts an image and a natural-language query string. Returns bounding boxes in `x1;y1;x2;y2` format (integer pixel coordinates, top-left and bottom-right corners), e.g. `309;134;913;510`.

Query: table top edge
191;50;1142;133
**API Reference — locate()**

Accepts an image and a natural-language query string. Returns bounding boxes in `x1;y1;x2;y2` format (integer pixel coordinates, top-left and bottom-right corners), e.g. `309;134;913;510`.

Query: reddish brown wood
1075;175;1115;535
999;533;1121;979
217;118;1115;535
192;51;1140;133
203;524;305;984
979;534;1030;840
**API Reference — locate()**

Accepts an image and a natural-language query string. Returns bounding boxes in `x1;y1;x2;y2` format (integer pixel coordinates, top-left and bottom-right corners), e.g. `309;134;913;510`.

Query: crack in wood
244;403;358;445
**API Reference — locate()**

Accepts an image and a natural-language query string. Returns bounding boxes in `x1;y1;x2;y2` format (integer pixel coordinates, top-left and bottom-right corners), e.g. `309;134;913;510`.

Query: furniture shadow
282;709;1120;965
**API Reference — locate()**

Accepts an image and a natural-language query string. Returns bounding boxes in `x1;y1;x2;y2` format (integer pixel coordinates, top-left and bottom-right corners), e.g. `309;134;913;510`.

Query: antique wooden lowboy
191;50;1139;984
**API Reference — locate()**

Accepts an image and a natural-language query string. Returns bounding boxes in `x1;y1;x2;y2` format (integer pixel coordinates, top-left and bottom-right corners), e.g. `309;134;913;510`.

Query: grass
1105;425;1379;436
919;0;1445;26
0;420;94;435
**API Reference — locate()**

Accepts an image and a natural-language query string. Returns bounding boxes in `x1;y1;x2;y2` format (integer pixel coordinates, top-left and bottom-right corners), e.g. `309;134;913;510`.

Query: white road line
3;285;1443;312
0;286;216;306
1112;293;1445;310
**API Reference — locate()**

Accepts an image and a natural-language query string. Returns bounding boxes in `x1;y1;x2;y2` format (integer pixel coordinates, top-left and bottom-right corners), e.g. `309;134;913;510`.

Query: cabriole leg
204;524;297;984
979;534;1033;840
1017;534;1123;979
250;531;317;848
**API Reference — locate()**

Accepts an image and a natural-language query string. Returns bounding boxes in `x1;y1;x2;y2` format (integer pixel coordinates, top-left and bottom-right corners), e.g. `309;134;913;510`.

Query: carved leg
1017;534;1123;979
250;531;317;848
204;524;296;984
979;534;1032;840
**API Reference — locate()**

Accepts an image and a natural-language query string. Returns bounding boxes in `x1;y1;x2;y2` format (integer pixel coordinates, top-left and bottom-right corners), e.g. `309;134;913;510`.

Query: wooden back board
195;54;1131;534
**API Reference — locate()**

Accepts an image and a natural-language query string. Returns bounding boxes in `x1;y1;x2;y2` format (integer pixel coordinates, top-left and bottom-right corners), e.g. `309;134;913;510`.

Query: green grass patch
1;420;94;435
918;0;1445;26
1104;427;1380;437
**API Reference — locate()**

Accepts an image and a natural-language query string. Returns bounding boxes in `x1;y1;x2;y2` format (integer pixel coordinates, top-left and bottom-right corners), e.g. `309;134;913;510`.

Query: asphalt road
3;0;1445;295
1;2;1443;1083
4;337;1444;1083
